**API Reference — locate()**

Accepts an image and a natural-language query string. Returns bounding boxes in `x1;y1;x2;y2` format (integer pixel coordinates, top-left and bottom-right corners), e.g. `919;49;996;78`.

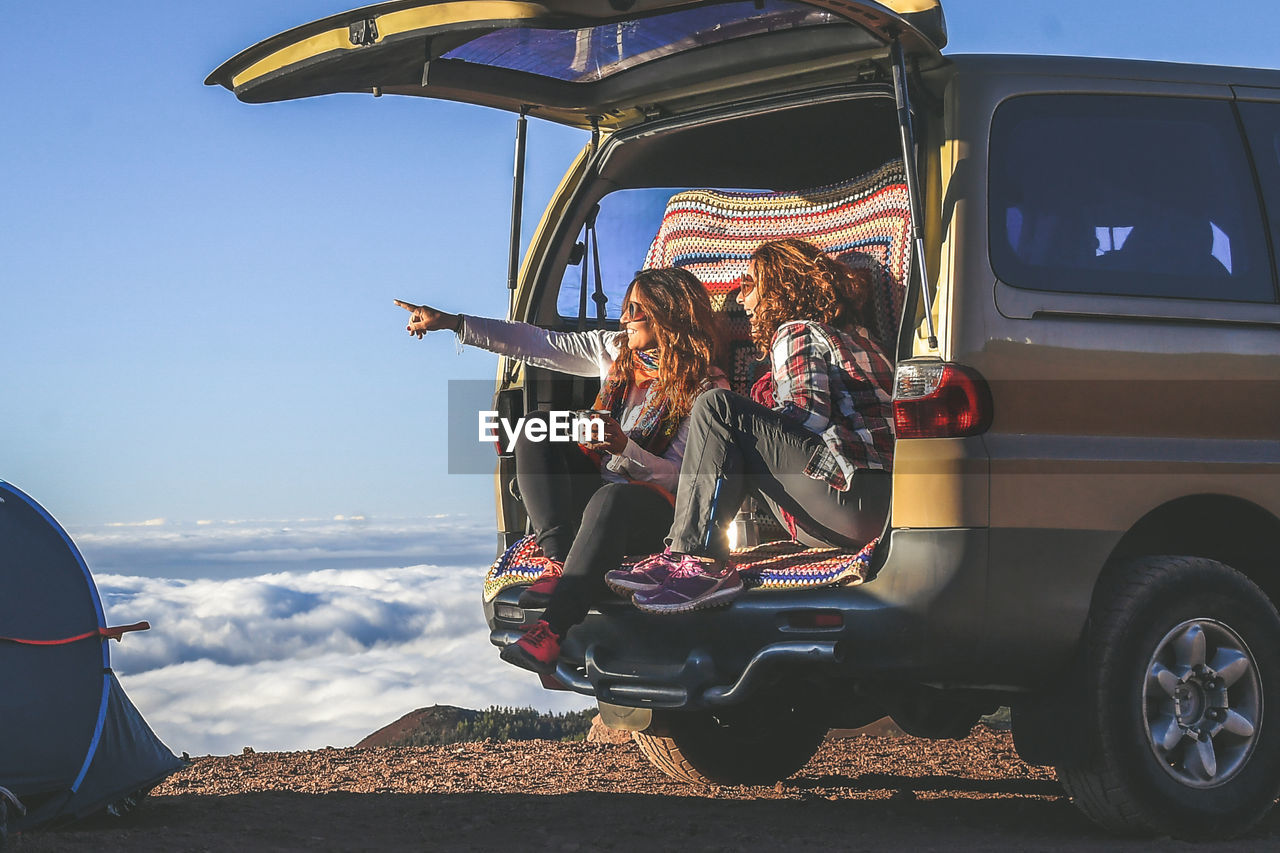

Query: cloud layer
90;518;593;756
73;515;496;578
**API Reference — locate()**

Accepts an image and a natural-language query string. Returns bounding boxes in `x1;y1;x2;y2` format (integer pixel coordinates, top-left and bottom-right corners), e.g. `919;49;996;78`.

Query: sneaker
605;548;680;596
632;556;743;614
516;556;564;608
499;619;562;675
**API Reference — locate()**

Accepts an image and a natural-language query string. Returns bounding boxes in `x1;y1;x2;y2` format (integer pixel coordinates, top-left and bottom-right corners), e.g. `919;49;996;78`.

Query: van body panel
1234;85;1280;102
980;526;1116;679
891;437;988;528
944;53;1280;91
992;281;1280;325
931;58;1280;682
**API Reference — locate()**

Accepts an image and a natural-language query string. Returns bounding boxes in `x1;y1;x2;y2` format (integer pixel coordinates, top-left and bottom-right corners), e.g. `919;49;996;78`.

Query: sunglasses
738;273;758;297
621;302;649;323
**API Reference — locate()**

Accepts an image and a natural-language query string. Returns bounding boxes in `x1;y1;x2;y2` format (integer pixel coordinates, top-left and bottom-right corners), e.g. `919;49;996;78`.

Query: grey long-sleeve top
457;315;721;493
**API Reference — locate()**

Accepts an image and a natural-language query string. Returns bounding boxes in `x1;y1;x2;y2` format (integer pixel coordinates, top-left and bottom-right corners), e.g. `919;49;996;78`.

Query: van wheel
632;703;827;786
1059;556;1280;838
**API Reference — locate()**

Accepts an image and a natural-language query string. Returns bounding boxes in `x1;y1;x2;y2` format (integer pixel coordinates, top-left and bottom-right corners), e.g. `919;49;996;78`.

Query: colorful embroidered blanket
642;161;911;394
483;535;877;603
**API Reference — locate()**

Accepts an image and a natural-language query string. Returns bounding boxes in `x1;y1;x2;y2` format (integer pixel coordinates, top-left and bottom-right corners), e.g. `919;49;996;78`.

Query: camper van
209;0;1280;838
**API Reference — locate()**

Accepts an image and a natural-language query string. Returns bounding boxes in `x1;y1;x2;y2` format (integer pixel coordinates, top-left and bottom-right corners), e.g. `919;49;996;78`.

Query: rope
0;621;150;646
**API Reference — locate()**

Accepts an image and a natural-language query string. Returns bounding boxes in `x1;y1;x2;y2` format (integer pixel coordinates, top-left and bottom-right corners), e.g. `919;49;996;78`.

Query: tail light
893;361;993;439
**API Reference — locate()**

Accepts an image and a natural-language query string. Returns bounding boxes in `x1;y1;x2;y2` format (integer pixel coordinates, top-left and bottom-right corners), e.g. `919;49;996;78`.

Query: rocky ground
12;726;1280;852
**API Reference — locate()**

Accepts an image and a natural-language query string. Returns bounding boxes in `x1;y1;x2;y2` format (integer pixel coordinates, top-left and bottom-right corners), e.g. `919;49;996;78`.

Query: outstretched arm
393;299;617;378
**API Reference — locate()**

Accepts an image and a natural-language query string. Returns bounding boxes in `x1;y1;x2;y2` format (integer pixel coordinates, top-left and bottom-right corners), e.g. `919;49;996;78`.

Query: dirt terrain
14;726;1280;852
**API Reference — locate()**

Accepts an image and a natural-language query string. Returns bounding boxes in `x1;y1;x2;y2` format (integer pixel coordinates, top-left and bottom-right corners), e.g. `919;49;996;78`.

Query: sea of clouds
73;516;593;756
73;514;500;579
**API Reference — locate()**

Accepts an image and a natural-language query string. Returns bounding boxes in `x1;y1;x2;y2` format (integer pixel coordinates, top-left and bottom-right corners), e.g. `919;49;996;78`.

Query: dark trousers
541;483;673;635
514;412;674;635
667;388;890;561
514;411;603;563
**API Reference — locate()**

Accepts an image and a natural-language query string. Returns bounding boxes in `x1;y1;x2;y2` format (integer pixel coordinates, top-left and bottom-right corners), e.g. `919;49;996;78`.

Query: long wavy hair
747;238;873;355
615;267;723;417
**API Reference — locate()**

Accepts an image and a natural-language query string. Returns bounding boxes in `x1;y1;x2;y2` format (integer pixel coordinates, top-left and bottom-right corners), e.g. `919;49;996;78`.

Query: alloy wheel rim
1142;618;1262;788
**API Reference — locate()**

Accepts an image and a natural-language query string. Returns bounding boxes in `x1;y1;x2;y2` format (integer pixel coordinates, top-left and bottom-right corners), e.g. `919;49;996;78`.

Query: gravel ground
12;728;1279;852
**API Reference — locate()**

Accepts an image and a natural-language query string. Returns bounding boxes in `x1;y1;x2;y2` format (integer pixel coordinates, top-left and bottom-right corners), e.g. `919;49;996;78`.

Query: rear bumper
486;527;991;711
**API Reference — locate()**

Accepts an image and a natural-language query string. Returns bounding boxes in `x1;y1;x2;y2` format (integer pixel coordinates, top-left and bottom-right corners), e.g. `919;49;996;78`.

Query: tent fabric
0;481;183;830
56;673;184;823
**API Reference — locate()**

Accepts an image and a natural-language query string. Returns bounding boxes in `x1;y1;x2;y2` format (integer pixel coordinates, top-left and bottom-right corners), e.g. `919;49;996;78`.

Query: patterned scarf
589;347;682;458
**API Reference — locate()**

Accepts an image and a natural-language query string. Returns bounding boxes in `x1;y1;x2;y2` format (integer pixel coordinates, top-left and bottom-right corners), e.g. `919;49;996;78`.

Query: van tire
1059;556;1280;839
632;706;827;786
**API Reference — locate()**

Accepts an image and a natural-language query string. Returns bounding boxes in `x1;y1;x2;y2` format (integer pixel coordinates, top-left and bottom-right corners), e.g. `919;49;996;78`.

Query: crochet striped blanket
643;160;911;393
483;534;878;603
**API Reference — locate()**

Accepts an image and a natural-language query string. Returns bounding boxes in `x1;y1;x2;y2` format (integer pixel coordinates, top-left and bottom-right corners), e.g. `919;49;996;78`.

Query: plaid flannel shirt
771;320;895;490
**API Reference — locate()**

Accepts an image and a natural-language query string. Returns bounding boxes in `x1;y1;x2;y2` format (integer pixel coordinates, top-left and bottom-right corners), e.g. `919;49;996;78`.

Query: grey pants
667;388;890;561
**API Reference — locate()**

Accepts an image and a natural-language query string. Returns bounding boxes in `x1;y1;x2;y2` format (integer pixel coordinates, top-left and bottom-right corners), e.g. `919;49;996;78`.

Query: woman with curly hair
396;267;727;673
607;238;894;613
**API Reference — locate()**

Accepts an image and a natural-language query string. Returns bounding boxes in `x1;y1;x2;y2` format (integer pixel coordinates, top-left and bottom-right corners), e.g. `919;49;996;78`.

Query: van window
556;188;690;321
443;1;843;84
1239;99;1280;300
989;94;1275;303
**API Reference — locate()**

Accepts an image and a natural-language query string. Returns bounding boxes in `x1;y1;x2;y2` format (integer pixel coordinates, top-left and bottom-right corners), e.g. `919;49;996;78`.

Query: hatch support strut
890;39;939;351
506;107;529;318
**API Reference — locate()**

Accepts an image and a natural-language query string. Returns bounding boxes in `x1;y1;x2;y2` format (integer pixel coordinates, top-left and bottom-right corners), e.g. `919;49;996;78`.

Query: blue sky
4;0;1279;530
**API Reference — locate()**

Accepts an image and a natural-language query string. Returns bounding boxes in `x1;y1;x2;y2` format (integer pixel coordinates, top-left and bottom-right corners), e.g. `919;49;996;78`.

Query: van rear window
443;1;842;84
988;94;1276;303
557;188;689;321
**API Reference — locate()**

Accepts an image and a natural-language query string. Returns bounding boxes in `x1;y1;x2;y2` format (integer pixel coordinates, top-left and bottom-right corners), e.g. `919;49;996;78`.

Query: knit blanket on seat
643;160;911;394
482;534;878;603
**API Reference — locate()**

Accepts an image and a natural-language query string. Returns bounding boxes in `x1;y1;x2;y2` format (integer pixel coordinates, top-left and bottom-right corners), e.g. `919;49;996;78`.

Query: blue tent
0;481;183;832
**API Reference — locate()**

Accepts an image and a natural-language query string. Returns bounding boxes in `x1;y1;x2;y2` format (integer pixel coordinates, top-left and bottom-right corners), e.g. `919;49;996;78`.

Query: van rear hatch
207;0;945;130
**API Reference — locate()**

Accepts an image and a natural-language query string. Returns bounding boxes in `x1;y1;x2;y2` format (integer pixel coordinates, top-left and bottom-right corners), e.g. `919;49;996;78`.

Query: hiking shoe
605;548;680;596
632;556;743;614
499;619;562;675
517;556;564;608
